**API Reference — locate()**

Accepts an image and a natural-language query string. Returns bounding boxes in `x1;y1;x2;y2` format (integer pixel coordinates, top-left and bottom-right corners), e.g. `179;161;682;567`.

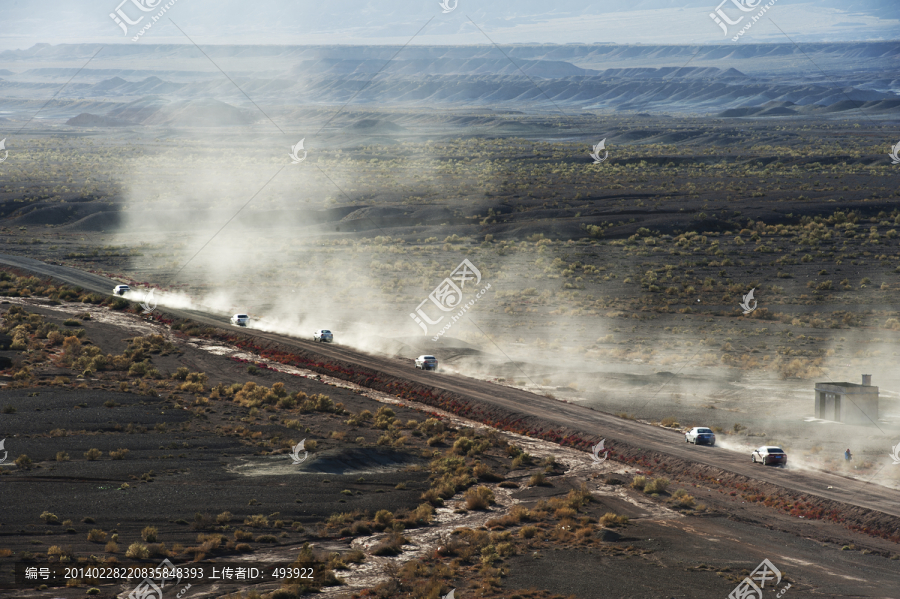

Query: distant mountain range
0;42;896;125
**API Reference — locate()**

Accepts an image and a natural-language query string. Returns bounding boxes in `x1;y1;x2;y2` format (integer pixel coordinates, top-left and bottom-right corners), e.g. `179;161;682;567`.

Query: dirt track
3;252;900;521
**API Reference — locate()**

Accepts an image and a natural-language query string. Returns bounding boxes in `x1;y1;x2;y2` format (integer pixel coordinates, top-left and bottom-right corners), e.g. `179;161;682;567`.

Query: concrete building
814;374;879;425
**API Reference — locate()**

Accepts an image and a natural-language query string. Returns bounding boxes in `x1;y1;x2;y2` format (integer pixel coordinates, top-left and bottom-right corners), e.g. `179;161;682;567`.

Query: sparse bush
141;527;158;542
598;512;629;527
87;529;107;543
244;514;269;528
473;462;503;482
630;475;646;491
125;542;149;559
84;448;102;461
528;473;547;487
643;477;669;494
672;489;696;508
660;416;679;428
464;486;495;510
40;511;59;524
16;455;33;470
371;532;408;556
110;449;129;460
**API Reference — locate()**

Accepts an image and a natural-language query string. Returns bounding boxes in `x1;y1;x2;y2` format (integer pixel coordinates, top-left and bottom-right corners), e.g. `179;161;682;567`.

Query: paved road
3;253;899;519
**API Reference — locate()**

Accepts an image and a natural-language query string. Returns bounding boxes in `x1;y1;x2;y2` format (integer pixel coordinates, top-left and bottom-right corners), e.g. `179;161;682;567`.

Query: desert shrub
660;416;679;428
125;543;149;559
16;455;33;470
47;545;72;559
453;437;474;455
40;511;59;524
520;526;538;539
672;489;696;508
511;452;533;469
473;462;503;482
141;527;158;542
630;475;646;491
528;473;547;487
374;510;393;526
643;477;669;494
87;529;107;543
216;511;232;524
244;514;269;528
110;449;129;460
599;512;629;527
464;486;495;510
371;532;409;556
373;406;396;429
421;489;444;507
418;418;445;435
234;530;254;541
84;448;102;461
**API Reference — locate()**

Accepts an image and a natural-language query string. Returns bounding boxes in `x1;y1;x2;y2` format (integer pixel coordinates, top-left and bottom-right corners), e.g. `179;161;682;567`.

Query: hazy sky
0;0;897;49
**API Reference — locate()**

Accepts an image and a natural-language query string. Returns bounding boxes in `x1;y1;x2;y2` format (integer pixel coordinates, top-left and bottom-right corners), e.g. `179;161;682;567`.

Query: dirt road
3;252;899;520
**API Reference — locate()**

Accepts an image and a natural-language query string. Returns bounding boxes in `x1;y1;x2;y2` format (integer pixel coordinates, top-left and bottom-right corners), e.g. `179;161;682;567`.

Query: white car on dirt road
113;284;130;296
230;314;249;327
314;329;333;343
685;427;716;446
415;355;438;371
751;446;788;467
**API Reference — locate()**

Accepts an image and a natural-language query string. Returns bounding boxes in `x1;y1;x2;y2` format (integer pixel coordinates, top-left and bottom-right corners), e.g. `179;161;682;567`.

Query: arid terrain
1;34;900;599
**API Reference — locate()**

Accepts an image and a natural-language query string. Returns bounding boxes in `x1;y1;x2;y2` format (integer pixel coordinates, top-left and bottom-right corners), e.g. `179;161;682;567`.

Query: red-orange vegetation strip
202;329;900;547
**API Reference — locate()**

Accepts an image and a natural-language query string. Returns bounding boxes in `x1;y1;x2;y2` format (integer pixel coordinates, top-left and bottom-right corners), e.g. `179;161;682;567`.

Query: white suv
314;329;333;342
415;355;438;371
112;285;130;296
230;314;249;327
